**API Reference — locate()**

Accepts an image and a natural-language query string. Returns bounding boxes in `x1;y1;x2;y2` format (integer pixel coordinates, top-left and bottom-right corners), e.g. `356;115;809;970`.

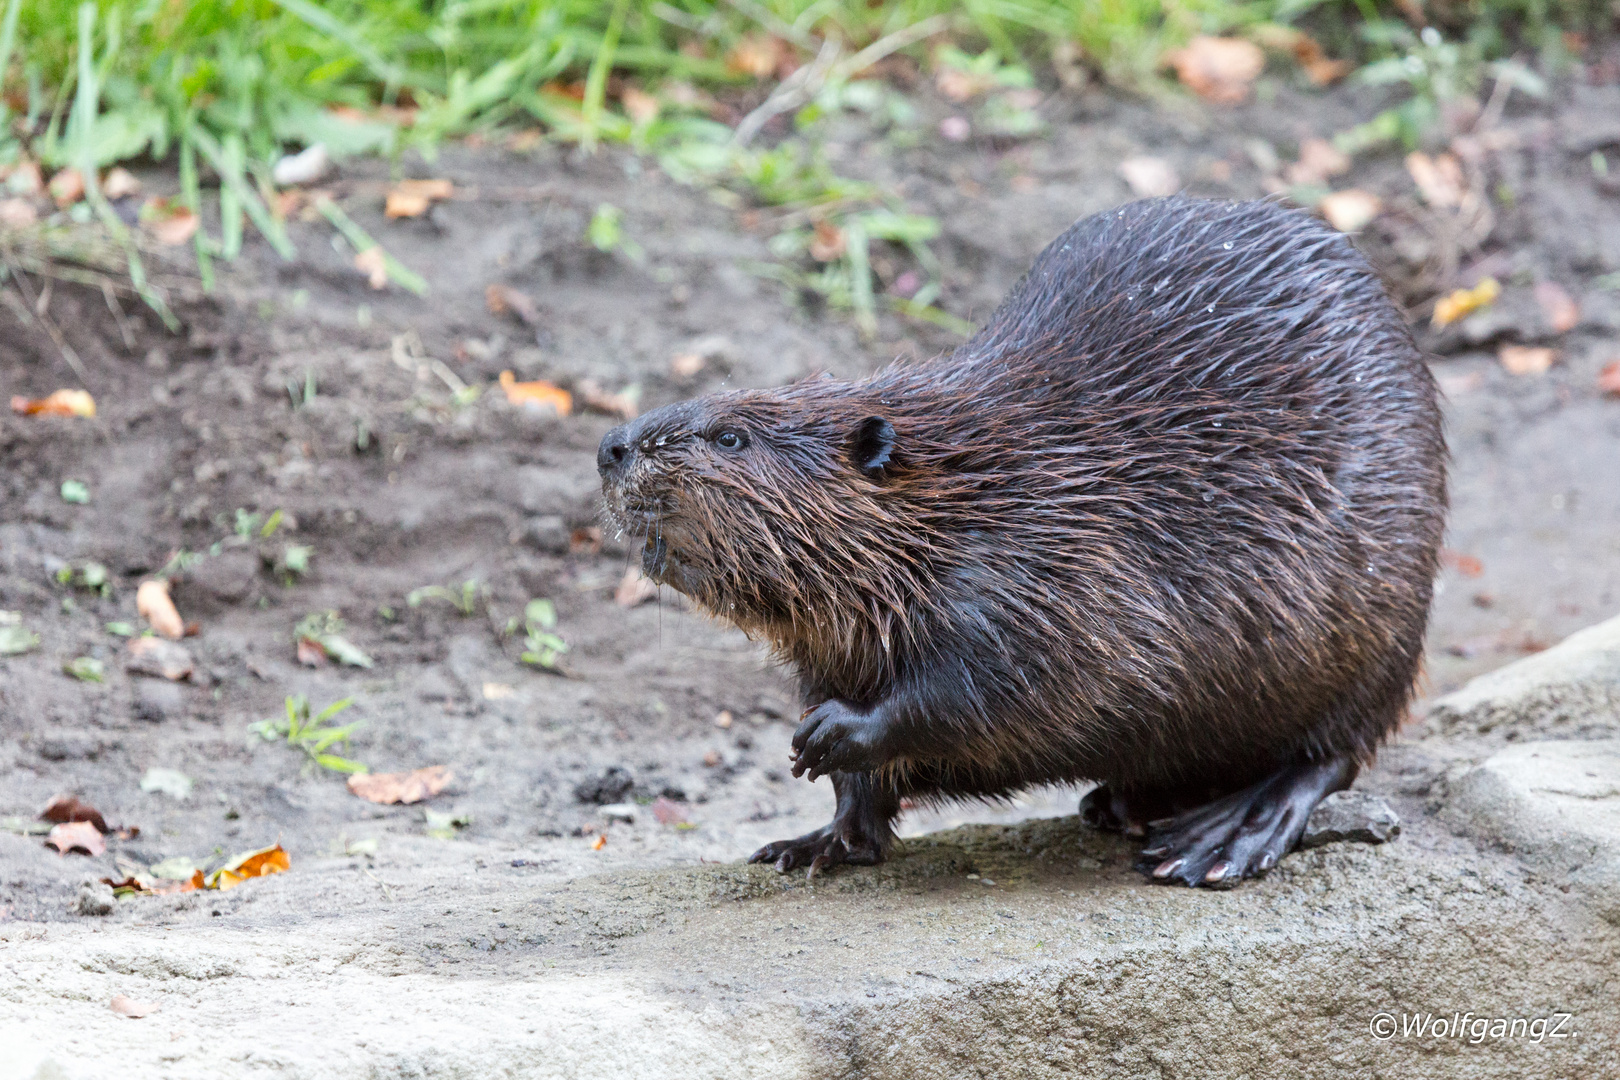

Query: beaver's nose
597;425;634;477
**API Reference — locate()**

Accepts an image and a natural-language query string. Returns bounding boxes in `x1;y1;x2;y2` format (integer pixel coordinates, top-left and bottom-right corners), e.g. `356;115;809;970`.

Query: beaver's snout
597;423;635;478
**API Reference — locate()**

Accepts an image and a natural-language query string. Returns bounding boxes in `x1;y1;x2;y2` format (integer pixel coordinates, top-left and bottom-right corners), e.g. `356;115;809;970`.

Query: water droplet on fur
1213;420;1222;427
1203;493;1213;503
1367;564;1376;574
1223;242;1233;250
1206;304;1215;312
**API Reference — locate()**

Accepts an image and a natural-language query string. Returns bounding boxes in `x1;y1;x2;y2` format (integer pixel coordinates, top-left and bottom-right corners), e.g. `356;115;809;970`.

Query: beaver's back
856;199;1445;791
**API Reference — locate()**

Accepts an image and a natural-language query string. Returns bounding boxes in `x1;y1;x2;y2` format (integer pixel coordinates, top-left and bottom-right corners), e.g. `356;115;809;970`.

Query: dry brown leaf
590;833;607;850
936;67;998;103
296;636;328;667
1406;152;1466;209
1442;549;1485;578
347;765;453;805
1318;189;1381;233
48;167;85;208
713;710;734;729
727;33;787;80
1118;156;1180;198
481;682;515;701
1499;345;1556;376
10;389;96;418
1284;138;1351;187
207;844;290;891
485;283;540;326
147;203;199;246
126;636;195;681
40;794;108;833
570;526;602;555
650;797;688;825
1533;282;1579;335
1431;278;1501;328
102;167;141;200
498;371;572;415
46;820;105;856
381;179;452;221
615;566;659;608
0;197;38;226
1599;359;1620;397
136;579;185;640
621;87;660;125
109;995;159;1019
1166;37;1264;105
577;379;639;420
354;246;389;289
809;220;846;262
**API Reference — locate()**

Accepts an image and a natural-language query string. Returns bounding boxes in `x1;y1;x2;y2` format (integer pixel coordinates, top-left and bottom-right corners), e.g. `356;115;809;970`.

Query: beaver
597;197;1446;888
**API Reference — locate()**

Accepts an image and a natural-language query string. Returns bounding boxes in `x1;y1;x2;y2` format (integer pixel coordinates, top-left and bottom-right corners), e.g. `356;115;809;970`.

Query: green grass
1;1;1610;334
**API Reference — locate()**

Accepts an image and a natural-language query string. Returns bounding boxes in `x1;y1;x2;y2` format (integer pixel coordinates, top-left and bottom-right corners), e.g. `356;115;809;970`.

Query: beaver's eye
714;430;745;450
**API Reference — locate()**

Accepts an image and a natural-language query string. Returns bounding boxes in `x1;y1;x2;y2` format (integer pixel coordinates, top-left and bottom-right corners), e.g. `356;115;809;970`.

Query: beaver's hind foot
1135;757;1357;889
749;770;896;879
749;823;885;878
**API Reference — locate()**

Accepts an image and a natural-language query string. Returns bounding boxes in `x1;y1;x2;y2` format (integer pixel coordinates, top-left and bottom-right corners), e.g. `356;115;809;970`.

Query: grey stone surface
2;809;1616;1080
1426;613;1620;739
10;617;1620;1078
1443;739;1620;926
1301;789;1401;848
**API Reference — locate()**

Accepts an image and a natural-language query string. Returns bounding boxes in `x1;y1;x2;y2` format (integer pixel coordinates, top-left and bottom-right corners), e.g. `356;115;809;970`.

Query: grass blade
312;196;427;296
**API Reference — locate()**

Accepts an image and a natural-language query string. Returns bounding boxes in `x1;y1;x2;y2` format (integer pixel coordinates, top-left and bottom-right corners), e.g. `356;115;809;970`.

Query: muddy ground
2;67;1619;928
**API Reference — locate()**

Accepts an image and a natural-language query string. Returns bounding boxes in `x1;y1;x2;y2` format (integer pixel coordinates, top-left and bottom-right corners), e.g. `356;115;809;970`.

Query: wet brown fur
600;198;1447;844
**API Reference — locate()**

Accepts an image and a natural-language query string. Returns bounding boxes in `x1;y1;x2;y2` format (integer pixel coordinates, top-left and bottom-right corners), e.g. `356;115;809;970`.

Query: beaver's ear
847;416;896;480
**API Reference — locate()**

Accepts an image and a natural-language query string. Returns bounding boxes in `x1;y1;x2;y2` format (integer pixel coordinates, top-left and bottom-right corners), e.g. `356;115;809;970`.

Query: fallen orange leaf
142;198;200;246
1599;359;1620;397
385;191;430;219
136;579;186;641
499;371;572;415
10;389;96;418
809;220;846;262
1533;282;1579;335
206;844;289;891
1283;138;1351;187
727;33;786;80
1441;549;1485;578
1166;36;1264;105
1499;345;1556;376
347;765;453;805
110;995;159;1018
48;167;85;208
1432;278;1501;328
590;834;607;851
46;820;105;856
577;379;638;420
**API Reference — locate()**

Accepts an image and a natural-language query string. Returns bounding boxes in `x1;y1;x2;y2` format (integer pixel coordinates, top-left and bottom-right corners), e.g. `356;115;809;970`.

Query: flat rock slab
2;811;1616;1080
1444;739;1620;925
1426;613;1620;739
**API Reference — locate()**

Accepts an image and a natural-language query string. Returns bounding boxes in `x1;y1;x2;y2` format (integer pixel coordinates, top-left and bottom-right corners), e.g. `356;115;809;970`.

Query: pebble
1300;790;1401;848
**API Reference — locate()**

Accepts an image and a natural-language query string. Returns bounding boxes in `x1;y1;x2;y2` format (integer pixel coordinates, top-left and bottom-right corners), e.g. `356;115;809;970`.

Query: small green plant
518;598;569;670
586;203;623;251
63;656;104;682
279;544;313;583
407;579;484;616
249;694;368;775
55;560;110;597
294;610;373;667
0;612;40;657
59;480;90;504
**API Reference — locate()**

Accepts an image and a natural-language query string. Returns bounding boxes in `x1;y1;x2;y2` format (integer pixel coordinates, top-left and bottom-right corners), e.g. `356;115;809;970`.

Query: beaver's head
597;381;902;639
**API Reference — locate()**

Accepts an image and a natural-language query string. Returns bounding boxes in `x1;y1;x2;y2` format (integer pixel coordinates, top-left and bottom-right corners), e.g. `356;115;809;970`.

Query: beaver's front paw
748;823;885;878
790;700;888;780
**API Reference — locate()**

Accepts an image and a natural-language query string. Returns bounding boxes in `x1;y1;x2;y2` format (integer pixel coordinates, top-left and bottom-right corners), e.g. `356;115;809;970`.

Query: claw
1152;857;1184;879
